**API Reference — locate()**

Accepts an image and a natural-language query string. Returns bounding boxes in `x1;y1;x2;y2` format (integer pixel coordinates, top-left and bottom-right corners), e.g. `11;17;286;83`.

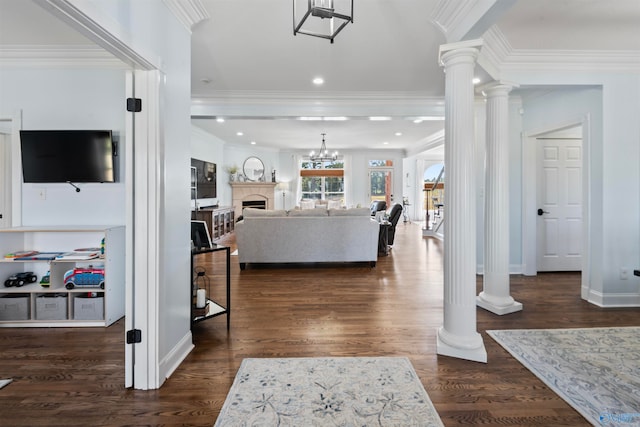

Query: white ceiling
1;0;639;154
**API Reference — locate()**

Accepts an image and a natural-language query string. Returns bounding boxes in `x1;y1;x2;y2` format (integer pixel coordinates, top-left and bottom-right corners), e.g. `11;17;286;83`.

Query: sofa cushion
299;200;315;210
288;208;328;217
243;208;288;217
328;207;370;217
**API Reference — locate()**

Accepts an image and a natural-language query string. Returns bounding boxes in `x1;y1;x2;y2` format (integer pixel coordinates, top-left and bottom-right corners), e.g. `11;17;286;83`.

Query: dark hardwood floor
0;222;638;426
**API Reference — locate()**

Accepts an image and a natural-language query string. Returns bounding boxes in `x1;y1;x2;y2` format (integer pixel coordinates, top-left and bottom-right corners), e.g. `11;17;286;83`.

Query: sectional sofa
235;207;379;269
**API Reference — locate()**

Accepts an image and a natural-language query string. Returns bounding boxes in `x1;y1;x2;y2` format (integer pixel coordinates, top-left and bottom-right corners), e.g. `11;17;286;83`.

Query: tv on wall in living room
20;130;117;183
191;158;217;199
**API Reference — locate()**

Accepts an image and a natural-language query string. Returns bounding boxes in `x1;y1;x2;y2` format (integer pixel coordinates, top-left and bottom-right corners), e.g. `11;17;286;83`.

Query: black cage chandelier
293;0;354;43
309;133;338;162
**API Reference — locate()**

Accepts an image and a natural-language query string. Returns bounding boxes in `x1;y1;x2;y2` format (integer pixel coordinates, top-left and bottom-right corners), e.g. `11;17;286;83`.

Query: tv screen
191;158;216;199
20;130;116;183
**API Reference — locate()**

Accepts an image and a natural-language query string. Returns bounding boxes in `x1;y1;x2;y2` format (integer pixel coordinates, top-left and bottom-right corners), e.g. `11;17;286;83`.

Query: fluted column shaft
436;46;486;363
477;84;523;315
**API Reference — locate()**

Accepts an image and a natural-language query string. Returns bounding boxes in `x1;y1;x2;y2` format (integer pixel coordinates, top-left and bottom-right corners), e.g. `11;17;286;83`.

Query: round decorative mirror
243;156;265;181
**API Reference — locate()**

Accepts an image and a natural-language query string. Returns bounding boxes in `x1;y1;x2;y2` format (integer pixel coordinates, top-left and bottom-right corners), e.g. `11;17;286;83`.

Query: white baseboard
159;331;195;386
585;289;640;307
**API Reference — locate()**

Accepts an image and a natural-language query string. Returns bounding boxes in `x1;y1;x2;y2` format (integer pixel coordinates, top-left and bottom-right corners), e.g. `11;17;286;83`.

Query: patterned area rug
488;327;640;427
214;357;443;426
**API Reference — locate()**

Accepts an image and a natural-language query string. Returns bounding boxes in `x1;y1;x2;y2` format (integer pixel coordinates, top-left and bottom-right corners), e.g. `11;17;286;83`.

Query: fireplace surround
231;182;277;219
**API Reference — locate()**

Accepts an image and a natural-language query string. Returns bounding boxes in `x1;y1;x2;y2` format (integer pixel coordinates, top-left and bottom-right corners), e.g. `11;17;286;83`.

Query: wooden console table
193;206;235;241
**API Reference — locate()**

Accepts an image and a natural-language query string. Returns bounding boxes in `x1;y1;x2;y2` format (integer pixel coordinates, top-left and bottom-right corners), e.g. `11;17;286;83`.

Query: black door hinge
126;98;142;112
126;329;142;344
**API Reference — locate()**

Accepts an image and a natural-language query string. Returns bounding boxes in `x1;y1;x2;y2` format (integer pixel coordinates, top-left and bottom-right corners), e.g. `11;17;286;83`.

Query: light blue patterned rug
214;356;443;426
488;327;640;427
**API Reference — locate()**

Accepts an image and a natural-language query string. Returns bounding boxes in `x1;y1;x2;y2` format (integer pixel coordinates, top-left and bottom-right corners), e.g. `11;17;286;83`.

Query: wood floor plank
0;222;638;426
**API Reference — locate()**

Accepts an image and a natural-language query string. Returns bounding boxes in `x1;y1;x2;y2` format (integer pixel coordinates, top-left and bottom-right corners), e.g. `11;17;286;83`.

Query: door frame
521;115;591;290
368;166;394;206
0;112;22;228
42;1;160;389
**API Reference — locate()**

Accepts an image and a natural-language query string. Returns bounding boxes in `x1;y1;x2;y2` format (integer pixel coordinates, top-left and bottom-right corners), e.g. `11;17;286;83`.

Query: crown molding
477;25;511;79
430;0;477;41
192;91;446;106
501;49;640;73
162;0;210;32
191;91;446;121
0;45;127;68
479;24;640;78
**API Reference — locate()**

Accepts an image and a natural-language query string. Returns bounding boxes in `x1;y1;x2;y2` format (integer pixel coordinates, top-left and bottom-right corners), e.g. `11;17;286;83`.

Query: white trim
0;45;126;68
521;116;590;277
479;25;640;75
159;331;195;381
41;0;159;70
162;0;210;32
0;113;21;228
585;289;640;308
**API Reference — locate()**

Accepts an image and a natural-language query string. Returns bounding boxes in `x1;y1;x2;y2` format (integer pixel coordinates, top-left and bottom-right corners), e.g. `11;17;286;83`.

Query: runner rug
488;327;640;427
214;356;443;426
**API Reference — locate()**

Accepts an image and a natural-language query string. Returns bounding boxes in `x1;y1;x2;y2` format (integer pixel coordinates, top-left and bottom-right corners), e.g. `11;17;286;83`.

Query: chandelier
293;0;354;43
309;133;338;162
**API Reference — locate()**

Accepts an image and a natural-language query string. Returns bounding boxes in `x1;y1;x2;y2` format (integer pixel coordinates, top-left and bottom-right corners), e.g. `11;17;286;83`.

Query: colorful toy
40;271;51;287
64;267;105;289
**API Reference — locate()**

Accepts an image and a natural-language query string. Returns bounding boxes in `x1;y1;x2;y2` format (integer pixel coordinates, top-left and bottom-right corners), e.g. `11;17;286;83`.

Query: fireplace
231;182;277;219
243;200;266;210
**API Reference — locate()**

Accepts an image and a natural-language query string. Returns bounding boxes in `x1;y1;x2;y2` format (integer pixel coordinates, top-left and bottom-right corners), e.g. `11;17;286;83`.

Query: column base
436;327;487;363
476;294;523;315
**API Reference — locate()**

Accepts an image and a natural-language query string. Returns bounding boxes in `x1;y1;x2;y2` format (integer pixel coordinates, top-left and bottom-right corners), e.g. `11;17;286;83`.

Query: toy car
40;271;51;287
64;267;105;289
5;272;38;287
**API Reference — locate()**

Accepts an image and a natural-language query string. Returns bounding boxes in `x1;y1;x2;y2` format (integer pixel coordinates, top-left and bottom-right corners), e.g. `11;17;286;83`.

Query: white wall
515;81;640;305
0;68;126;226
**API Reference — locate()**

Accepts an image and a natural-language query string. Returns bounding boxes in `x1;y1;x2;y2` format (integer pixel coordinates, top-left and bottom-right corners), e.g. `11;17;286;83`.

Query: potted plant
224;165;239;182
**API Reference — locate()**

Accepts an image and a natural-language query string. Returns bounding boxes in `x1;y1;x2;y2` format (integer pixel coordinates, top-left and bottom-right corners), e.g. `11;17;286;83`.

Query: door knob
537;208;549;216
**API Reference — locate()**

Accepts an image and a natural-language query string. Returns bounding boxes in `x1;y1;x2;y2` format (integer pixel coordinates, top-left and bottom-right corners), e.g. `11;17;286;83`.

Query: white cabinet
0;226;125;327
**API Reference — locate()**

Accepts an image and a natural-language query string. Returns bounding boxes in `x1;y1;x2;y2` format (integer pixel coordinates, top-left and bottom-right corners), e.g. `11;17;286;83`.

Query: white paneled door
536;139;583;271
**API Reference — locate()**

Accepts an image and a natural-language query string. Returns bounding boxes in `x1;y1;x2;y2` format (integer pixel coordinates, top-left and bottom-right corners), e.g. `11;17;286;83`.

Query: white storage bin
0;295;30;320
36;294;68;320
74;295;104;320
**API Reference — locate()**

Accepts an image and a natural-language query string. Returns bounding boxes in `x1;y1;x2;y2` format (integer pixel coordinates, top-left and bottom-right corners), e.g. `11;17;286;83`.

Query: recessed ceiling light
383;141;389;145
313;77;324;85
472;77;481;85
369;116;391;121
250;141;256;145
216;117;225;123
395;132;402;136
236;132;243;136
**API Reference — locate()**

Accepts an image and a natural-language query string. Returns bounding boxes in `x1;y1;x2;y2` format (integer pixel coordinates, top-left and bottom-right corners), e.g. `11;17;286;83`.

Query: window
368;160;393;205
300;159;344;202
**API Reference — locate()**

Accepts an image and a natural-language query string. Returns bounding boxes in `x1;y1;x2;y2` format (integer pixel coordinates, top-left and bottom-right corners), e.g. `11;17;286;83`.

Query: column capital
478;81;519;97
438;38;483;67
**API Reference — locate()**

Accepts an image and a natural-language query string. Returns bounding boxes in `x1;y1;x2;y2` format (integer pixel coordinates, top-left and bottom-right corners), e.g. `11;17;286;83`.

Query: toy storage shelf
0;225;125;327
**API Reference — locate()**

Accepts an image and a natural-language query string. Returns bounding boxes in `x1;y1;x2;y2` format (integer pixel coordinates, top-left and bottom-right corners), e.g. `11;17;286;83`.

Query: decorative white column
436;44;487;363
477;83;523;315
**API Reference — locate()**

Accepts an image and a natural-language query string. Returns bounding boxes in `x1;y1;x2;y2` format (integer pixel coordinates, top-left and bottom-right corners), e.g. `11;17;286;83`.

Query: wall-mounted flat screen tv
191;158;216;199
20;130;116;183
